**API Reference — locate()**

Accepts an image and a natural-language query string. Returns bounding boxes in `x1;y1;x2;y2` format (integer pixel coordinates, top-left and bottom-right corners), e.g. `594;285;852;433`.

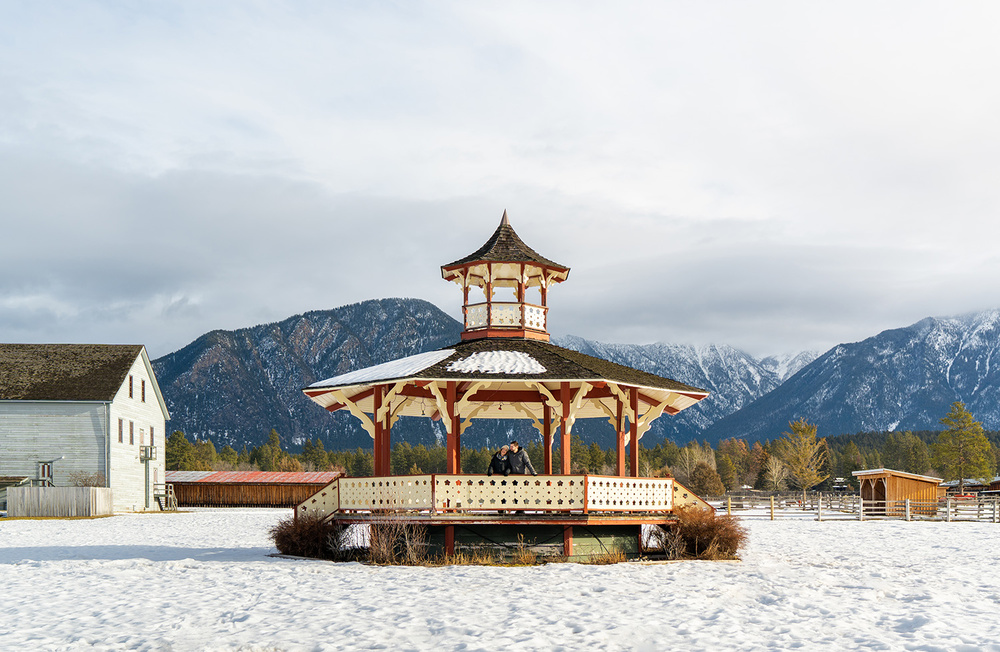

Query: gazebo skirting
297;473;707;558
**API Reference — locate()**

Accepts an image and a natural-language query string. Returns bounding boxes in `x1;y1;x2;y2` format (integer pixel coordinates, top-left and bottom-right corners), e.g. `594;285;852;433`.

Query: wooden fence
709;493;1000;523
6;487;114;517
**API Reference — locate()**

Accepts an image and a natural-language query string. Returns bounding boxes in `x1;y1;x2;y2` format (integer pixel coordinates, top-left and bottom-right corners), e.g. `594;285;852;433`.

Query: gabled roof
442;211;569;272
0;344;145;401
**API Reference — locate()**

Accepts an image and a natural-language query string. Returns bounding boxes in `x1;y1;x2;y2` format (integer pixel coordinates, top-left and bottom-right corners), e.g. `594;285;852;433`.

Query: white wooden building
0;344;170;512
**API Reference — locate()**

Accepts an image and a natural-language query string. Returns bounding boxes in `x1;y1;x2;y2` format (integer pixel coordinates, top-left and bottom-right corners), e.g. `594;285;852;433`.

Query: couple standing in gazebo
486;441;538;477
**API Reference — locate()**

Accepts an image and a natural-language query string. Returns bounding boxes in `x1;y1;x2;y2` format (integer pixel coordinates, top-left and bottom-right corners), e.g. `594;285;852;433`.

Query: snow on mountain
552;336;790;444
704;309;1000;443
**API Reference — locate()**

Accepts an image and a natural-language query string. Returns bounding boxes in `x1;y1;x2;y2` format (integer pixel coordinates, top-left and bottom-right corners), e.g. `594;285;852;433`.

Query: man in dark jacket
487;445;510;476
507;440;537;475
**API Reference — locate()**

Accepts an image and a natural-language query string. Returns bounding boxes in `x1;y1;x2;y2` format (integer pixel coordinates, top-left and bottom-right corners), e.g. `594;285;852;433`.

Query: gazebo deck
296;473;706;522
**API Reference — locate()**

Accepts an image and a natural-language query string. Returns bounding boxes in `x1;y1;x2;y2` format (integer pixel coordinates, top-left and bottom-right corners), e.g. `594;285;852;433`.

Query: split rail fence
708;493;1000;523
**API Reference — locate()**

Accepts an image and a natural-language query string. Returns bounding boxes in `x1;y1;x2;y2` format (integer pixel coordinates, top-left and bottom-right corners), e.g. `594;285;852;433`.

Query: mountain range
152;298;1000;451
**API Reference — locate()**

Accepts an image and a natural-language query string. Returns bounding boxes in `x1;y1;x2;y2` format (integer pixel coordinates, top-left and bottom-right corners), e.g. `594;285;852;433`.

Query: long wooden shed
166;471;340;507
853;468;943;516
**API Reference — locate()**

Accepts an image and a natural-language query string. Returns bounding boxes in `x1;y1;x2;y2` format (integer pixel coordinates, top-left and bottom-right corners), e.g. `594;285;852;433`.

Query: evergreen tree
716;453;738;491
218;445;239;467
776;419;829;502
165;431;194;471
932;402;995;493
688;461;725;496
838;441;864;488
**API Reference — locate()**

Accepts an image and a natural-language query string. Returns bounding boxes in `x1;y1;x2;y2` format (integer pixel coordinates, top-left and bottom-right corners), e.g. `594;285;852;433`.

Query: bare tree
762;456;788;491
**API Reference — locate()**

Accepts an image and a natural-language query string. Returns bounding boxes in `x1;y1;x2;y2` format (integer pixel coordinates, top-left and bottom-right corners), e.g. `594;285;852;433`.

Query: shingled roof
309;337;707;395
0;344;145;401
442;211;569;271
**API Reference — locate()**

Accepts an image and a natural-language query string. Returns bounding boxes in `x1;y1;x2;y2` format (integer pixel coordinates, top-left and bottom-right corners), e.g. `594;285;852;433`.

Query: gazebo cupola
441;211;569;342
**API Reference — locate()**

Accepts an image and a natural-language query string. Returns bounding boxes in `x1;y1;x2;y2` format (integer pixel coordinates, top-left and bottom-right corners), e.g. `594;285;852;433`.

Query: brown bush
368;516;428;565
672;505;748;560
269;512;348;560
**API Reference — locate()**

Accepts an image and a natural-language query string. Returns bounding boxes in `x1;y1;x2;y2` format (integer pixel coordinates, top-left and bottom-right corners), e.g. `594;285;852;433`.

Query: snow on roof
852;468;943;483
308;349;455;388
446;350;546;374
166;471;340;484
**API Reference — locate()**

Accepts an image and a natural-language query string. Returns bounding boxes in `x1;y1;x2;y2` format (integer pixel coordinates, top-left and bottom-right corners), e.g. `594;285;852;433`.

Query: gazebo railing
297;474;675;520
464;302;547;331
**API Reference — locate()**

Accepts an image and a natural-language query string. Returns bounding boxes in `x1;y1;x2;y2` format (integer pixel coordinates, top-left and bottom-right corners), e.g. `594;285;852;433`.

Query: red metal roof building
166;470;340;507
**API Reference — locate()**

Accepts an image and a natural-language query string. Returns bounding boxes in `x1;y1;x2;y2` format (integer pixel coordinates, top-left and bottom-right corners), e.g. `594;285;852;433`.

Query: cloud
2;2;1000;358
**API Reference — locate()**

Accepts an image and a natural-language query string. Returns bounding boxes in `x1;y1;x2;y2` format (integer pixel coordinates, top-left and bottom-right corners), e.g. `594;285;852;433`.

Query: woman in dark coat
487;445;510;476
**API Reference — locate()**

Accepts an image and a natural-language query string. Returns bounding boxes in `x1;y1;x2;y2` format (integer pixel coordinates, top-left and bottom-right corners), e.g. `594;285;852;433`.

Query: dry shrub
587;548;627;565
368;516;428;565
511;533;537;566
448;546;502;566
69;471;106;487
269;512;349;560
671;505;747;560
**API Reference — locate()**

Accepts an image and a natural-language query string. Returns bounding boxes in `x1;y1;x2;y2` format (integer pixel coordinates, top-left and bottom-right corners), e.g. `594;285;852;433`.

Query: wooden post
446;381;460;474
859;495;864;521
727;496;732;516
817;493;823;522
615;398;626;477
560;382;571;475
373;385;385;476
946;497;952;522
629;387;639;478
445;525;455;557
542;403;553;475
905;498;911;522
563;525;573;558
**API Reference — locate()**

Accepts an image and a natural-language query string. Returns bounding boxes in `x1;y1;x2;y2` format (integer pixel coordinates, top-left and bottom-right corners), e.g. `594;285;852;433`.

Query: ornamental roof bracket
327;388;376;439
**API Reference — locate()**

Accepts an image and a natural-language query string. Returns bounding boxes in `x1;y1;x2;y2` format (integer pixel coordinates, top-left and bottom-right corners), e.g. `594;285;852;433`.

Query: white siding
0;401;107;483
108;354;166;512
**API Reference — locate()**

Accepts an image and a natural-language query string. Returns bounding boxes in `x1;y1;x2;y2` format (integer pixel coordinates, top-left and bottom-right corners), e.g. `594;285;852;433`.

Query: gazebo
297;212;710;558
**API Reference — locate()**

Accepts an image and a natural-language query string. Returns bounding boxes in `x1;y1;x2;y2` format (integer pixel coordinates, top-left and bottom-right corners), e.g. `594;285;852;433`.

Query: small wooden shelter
853;468;943;516
298;212;710;558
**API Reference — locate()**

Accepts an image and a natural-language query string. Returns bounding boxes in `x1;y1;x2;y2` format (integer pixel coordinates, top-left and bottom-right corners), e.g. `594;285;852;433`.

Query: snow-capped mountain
703;310;1000;443
552;336;804;443
153;298;809;450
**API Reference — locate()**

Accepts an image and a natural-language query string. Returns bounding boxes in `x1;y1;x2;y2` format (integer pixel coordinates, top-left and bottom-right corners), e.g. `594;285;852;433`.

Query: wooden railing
464;302;547;331
709;493;1000;523
296;474;676;520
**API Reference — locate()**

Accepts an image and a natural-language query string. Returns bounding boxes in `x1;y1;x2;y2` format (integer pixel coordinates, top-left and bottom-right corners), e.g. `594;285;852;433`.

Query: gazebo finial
500;209;509;226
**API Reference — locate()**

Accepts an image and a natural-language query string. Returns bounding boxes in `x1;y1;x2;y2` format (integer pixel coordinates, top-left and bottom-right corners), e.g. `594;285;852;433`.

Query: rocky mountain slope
703;310;1000;443
153;298;802;450
152;298;462;451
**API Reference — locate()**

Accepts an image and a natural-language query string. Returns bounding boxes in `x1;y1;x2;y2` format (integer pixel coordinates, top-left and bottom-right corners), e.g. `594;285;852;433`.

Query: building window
118;419;123;443
129;421;134;445
141;379;146;403
129;375;133;398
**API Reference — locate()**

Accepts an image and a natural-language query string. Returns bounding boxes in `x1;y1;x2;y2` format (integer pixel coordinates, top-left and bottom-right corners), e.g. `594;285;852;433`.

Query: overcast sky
3;2;1000;359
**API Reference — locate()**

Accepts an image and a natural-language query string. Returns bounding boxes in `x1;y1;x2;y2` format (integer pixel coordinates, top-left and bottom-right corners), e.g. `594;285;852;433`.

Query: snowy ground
1;508;999;651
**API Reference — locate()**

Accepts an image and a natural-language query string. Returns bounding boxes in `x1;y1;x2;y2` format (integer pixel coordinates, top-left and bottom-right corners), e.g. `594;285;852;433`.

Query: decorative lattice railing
463;302;548;331
296;474;675;520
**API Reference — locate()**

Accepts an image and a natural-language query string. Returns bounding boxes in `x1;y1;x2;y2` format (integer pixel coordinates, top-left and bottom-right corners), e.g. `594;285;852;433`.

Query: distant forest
166;426;1000;496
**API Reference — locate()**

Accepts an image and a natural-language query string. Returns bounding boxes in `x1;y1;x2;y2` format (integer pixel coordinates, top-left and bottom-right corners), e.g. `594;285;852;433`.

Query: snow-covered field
1;508;998;651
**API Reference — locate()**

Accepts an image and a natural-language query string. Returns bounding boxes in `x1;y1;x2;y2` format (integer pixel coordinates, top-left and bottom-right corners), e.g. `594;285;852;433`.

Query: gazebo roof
308;337;707;396
442;211;569;273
